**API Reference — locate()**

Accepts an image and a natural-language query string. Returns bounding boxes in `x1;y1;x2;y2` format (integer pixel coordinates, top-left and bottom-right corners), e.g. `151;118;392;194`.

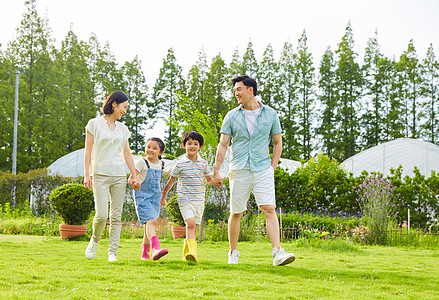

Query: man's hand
213;172;223;188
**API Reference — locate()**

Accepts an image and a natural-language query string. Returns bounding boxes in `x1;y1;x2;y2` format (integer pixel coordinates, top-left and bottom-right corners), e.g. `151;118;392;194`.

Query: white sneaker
227;249;240;264
85;240;99;260
108;254;118;262
272;247;295;266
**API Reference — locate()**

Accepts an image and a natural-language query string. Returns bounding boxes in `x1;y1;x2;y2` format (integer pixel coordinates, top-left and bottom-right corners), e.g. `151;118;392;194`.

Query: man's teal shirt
220;101;282;172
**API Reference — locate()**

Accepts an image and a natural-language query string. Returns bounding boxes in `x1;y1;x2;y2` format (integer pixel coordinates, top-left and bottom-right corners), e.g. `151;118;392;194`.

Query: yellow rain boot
185;239;198;263
182;239;189;261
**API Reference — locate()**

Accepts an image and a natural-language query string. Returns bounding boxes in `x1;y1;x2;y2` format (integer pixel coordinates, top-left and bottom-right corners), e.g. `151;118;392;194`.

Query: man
214;75;295;266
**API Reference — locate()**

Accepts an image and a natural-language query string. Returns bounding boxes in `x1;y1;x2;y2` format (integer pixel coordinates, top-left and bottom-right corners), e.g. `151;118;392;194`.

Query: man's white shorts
178;200;205;225
228;167;276;214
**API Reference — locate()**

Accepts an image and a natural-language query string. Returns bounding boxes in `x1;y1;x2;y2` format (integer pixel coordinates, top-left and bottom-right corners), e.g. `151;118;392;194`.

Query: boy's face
182;138;202;156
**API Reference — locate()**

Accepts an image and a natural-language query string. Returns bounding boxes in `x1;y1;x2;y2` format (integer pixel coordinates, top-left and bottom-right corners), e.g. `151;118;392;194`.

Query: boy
161;131;215;262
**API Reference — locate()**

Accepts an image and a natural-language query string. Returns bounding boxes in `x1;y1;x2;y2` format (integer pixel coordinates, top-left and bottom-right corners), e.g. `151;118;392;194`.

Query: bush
49;183;94;225
357;174;397;245
165;194;185;226
275;154;359;215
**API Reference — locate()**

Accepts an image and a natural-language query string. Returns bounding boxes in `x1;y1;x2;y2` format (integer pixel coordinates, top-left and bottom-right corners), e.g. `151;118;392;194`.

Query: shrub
357;174;397;245
275;154;359;215
49;183;94;225
165;194;185;226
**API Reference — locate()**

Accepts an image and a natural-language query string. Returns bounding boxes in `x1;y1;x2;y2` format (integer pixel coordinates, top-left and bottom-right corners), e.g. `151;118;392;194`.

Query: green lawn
0;234;438;299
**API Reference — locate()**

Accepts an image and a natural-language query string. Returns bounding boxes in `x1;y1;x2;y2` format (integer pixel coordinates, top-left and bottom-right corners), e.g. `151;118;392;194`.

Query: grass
0;235;438;299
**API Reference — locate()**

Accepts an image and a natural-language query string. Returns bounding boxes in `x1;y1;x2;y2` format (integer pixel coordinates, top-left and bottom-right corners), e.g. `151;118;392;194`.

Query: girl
84;90;140;263
131;137;168;260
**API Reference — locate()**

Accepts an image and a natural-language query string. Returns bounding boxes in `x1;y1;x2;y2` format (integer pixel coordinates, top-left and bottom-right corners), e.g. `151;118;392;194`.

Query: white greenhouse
341;138;439;178
47;148;301;178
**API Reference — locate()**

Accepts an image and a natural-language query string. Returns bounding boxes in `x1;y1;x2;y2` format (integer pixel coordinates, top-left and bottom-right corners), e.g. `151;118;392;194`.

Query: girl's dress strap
143;158;150;169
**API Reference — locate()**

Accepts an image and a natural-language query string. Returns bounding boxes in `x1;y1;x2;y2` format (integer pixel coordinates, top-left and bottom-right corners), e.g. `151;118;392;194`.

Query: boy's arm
205;175;215;186
161;176;177;206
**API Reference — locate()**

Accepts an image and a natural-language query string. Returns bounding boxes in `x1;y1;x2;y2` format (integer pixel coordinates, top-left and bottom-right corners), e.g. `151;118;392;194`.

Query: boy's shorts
178;200;205;225
228;167;276;214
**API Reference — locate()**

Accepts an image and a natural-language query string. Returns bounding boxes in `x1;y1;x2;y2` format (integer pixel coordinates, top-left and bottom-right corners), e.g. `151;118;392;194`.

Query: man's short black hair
232;75;257;96
182;131;204;147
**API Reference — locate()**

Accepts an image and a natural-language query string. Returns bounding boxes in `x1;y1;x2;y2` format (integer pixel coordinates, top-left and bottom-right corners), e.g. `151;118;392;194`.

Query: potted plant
50;183;94;239
166;194;186;239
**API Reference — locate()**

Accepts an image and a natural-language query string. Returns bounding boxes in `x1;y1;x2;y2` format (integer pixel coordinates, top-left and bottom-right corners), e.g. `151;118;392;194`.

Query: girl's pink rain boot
141;243;150;260
150;235;168;260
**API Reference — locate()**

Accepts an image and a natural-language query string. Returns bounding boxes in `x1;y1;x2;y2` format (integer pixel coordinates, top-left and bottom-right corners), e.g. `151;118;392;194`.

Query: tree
187;47;208;114
204;54;231;130
6;0;56;171
53;29;97;157
294;31;315;160
278;41;300;159
152;48;186;158
333;22;363;161
120;56;149;153
361;31;385;148
420;44;439;144
397;39;423;138
317;47;337;157
258;44;279;108
242;40;258;80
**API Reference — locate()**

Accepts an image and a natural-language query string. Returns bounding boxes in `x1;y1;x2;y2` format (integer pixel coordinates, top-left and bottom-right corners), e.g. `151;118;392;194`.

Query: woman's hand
128;177;141;191
84;175;92;190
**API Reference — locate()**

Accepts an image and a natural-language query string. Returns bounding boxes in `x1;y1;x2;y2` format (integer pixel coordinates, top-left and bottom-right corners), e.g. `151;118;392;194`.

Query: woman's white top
85;116;131;176
135;158;163;184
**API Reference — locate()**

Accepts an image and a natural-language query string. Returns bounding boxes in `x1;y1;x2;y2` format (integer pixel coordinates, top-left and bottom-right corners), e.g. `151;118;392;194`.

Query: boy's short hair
182;131;204;147
232;75;257;96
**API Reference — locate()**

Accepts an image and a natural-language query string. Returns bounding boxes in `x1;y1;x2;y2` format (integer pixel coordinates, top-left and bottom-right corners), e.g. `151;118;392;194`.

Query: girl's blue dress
134;159;164;224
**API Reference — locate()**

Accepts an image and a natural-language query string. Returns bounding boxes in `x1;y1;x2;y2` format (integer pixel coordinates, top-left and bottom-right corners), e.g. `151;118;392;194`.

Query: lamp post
11;68;21;175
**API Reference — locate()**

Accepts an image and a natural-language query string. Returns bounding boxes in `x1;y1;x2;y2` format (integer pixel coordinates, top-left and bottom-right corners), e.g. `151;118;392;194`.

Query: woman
84;90;140;262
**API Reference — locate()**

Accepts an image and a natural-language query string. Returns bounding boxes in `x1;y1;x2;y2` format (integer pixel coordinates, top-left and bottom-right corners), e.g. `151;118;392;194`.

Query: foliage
169;93;222;164
49;183;94;225
165;194;185;227
279;211;362;236
0;168;80;216
356;174;397;244
275;154;359;214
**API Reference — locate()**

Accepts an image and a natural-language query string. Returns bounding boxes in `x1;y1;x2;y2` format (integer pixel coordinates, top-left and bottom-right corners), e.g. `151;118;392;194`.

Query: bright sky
2;0;439;140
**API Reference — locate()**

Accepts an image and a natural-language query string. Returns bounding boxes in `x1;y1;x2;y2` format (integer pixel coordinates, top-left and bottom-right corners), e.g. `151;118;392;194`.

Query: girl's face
145;140;163;160
112;100;128;119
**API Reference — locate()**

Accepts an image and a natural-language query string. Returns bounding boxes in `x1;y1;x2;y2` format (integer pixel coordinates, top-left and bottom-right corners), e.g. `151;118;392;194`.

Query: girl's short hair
102;91;129;115
146;137;165;160
182;131;204;147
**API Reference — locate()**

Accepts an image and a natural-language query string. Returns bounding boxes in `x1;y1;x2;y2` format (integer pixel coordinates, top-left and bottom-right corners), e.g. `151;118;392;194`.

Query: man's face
234;81;253;106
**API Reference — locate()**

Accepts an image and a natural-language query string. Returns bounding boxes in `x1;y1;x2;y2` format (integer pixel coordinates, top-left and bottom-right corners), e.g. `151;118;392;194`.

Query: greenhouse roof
47;148;301;178
341;138;439;178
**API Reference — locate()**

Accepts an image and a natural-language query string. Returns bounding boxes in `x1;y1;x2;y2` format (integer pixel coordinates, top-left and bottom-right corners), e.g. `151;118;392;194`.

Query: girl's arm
161;176;177;206
84;130;94;190
123;140;140;191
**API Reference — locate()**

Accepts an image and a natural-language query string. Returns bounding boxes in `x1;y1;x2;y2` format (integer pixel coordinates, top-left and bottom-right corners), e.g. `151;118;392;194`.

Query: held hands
213;172;223;188
128;177;141;191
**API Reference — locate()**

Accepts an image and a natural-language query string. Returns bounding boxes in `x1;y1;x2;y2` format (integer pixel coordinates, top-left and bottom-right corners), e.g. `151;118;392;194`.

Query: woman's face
112;101;128;119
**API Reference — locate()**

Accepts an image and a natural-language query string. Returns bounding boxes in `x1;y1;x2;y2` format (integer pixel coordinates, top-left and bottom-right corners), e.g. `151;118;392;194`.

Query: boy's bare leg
259;205;280;250
185;217;197;240
228;212;243;251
